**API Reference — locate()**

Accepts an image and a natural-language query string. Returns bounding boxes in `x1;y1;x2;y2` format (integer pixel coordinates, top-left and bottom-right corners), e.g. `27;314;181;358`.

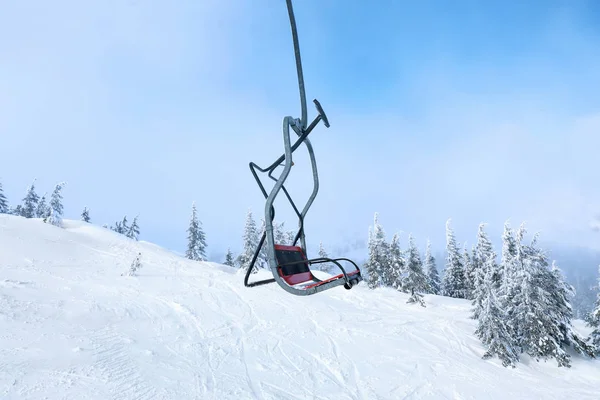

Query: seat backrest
274;244;313;285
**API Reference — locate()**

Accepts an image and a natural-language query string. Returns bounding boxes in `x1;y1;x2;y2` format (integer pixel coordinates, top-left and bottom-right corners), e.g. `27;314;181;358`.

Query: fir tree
36;193;49;218
259;219;287;267
389;233;406;291
185;202;207;261
21;180;39;218
0;180;9;214
122;253;142;276
121;216;129;233
510;229;578;367
285;230;296;246
238;209;260;272
424;239;440;295
587;265;600;355
317;242;335;274
442;219;466;298
224;248;235;267
127;215;140;240
46;182;66;227
501;221;518;290
81;207;90;222
471;223;497;320
546;261;596;359
274;221;288;245
475;254;519;368
363;212;389;289
111;216;129;234
463;244;474;299
11;205;22;216
404;233;429;306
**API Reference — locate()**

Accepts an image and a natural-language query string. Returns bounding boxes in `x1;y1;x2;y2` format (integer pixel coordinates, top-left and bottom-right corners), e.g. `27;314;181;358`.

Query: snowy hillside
1;215;599;399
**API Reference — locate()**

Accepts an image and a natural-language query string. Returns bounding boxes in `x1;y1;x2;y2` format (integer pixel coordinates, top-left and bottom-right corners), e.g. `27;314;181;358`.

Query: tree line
0;178;139;239
361;213;600;368
3;178;599;368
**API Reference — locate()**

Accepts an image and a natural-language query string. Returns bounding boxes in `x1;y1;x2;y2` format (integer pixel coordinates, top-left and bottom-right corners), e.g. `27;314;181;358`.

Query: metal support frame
243;0;362;296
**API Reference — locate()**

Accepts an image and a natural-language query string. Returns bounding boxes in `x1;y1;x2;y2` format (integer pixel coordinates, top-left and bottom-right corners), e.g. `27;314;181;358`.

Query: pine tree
587;265;600;355
424;239;440;295
238;209;260;272
46;182;66;227
185;202;207;261
122;253;142;276
389;233;406;291
501;221;518;290
475;254;519;368
285;230;296;246
317;242;335;274
463;244;474;299
404;233;429;306
502;222;524;340
81;207;90;222
0;180;9;214
442;219;466;298
121;216;129;233
471;223;497;320
274;221;287;245
111;216;129;234
546;261;596;359
36;193;49;218
224;248;235;267
363;213;389;289
511;229;576;367
127;215;140;240
21;180;39;218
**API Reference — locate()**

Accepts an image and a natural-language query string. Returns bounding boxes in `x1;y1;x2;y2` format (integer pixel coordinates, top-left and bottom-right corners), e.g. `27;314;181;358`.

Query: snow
1;214;599;399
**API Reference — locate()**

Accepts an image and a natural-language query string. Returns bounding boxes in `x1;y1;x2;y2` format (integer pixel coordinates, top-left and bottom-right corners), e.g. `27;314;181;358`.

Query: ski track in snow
1;215;599;399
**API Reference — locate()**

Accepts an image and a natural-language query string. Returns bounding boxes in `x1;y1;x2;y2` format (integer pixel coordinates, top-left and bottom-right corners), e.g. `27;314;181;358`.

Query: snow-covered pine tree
317;241;335;274
36;193;49;218
463;244;474;299
442;219;466;298
511;229;573;367
405;233;429;306
588;265;600;355
502;222;524;340
475;254;519;368
237;209;260;272
21;180;39;218
471;223;497;320
501;221;517;290
111;216;129;234
122;253;142;276
388;233;406;291
274;221;288;245
224;248;235;267
112;221;123;233
285;230;296;246
380;233;399;288
363;212;389;289
127;215;140;240
46;182;66;227
424;239;440;295
0;180;8;213
471;244;495;321
81;207;90;222
258;217;268;269
185;202;207;261
546;261;596;359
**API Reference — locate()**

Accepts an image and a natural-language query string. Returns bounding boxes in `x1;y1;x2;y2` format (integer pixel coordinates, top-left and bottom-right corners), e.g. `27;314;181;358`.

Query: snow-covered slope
1;215;599;400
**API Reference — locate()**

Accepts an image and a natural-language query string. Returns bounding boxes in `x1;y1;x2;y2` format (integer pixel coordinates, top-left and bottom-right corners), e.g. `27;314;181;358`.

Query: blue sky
2;0;600;262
